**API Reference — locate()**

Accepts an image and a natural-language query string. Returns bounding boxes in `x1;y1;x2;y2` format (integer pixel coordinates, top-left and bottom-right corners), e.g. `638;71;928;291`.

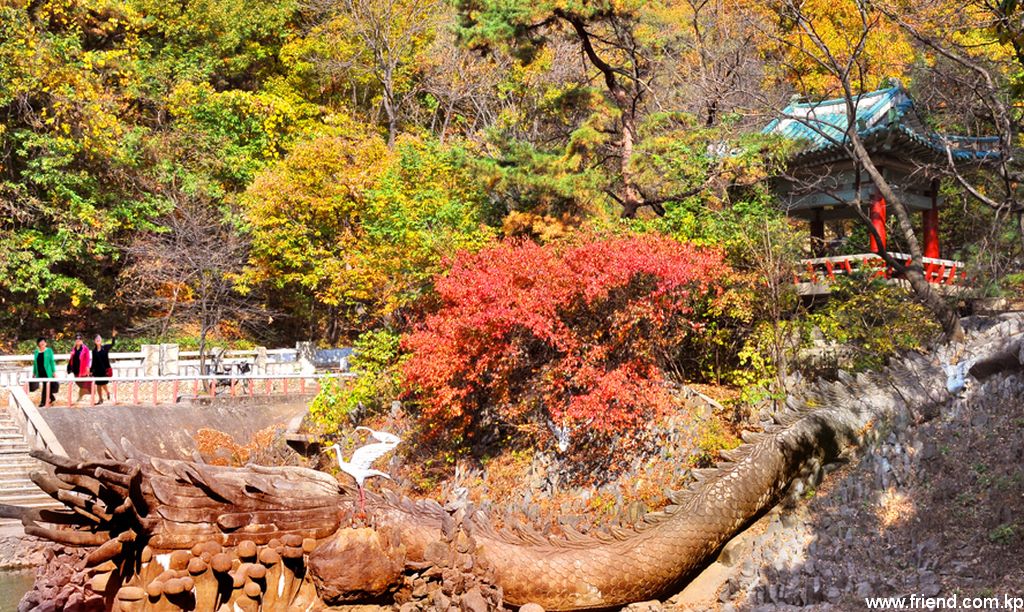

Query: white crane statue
323;426;401;513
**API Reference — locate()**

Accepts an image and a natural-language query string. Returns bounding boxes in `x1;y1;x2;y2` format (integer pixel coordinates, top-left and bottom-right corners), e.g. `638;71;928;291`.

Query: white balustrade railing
6;386;67;456
0;347;306;387
16;372;354;408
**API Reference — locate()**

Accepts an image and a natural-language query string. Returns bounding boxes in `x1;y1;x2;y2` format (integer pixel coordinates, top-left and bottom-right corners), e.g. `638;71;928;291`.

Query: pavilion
764;86;998;291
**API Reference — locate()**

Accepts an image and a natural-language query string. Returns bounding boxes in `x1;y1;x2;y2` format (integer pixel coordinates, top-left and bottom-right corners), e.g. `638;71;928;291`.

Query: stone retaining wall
39;395;311;459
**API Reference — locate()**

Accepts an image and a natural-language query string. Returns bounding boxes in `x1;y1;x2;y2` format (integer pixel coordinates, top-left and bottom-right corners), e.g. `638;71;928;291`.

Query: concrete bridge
0;345;356;524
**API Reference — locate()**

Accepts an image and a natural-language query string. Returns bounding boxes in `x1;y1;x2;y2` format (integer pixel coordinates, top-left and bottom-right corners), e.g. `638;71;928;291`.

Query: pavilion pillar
923;188;940;281
810;213;825;256
923;201;939;259
869;192;887;253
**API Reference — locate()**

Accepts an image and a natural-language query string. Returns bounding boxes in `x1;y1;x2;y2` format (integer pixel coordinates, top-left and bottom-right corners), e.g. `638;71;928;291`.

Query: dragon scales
4;318;1022;611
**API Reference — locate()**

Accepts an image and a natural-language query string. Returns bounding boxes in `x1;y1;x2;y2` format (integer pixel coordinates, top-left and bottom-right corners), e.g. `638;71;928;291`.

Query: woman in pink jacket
67;333;92;402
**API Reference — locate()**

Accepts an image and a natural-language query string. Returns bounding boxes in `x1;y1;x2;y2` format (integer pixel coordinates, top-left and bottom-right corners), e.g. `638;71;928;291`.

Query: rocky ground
647;367;1024;611
0;533;50;570
15;547;98;611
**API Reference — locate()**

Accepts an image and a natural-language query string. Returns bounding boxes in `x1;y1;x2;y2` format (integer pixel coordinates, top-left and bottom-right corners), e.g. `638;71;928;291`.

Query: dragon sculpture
4;318;1022;611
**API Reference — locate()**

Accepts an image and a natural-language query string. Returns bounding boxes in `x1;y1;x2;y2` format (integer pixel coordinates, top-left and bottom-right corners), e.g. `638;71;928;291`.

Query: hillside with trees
3;0;1024;454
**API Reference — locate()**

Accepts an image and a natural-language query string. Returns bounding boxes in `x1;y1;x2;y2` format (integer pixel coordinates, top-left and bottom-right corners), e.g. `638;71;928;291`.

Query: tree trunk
618;118;645;218
556;10;650;219
384;100;397;148
198;326;208;376
382;65;398;148
160;286;179;338
848;135;964;342
1018;211;1024;257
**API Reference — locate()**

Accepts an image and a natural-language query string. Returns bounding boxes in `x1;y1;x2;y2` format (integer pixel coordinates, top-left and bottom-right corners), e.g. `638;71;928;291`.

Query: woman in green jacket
32;337;57;407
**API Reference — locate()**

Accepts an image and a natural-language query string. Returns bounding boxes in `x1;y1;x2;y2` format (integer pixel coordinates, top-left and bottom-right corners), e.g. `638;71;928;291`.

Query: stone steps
0;456;40;467
0;444;32;454
0;409;60;520
0;475;38;486
0;465;40;478
0;494;54;513
0;487;46;500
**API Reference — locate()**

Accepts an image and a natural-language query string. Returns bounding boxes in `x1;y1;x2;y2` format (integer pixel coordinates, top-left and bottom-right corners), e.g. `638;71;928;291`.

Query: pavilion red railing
794;253;967;286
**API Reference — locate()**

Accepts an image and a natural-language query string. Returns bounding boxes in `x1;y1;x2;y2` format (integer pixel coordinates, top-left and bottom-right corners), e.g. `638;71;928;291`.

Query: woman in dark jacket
90;329;117;404
32;337;57;407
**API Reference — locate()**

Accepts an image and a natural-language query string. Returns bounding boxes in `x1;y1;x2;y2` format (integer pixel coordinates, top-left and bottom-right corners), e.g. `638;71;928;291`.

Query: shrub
308;376;354;436
193;425;279;466
401;234;737;450
308;329;404;435
806;275;941;371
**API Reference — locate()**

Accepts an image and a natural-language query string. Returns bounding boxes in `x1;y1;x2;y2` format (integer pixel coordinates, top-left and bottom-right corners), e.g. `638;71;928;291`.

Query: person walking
90;329;117;404
67;334;92;403
32;337;58;407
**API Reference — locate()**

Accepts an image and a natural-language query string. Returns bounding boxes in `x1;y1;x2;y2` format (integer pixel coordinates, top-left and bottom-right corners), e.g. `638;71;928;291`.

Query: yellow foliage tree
239;119;494;337
240;121;391;313
765;0;916;95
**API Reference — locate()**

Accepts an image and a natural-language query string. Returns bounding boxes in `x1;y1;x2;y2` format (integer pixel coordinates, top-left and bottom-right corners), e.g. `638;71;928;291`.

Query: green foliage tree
454;0;789;232
282;0;444;145
0;0;308;337
0;0;159;322
129;0;300;88
456;0;674;218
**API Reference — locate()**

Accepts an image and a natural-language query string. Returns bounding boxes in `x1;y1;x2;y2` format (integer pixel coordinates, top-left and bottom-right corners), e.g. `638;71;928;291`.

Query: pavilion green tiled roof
764;86;999;163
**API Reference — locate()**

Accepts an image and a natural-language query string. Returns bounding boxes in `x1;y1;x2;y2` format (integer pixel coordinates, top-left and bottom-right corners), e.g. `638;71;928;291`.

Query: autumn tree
764;0;915;95
456;1;677;217
881;0;1024;280
663;0;773;127
0;0;309;336
122;196;262;369
766;0;964;339
0;0;160;324
129;0;300;89
9;0;1017;350
292;0;442;146
239;123;495;340
401;234;739;450
417;27;510;143
454;0;785;227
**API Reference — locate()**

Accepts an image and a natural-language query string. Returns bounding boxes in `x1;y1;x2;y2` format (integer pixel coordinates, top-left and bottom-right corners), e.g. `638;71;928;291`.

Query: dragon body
6;319;1021;611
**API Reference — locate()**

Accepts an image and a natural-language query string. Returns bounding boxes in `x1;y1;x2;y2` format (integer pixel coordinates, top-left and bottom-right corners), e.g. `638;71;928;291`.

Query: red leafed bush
401;234;736;448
